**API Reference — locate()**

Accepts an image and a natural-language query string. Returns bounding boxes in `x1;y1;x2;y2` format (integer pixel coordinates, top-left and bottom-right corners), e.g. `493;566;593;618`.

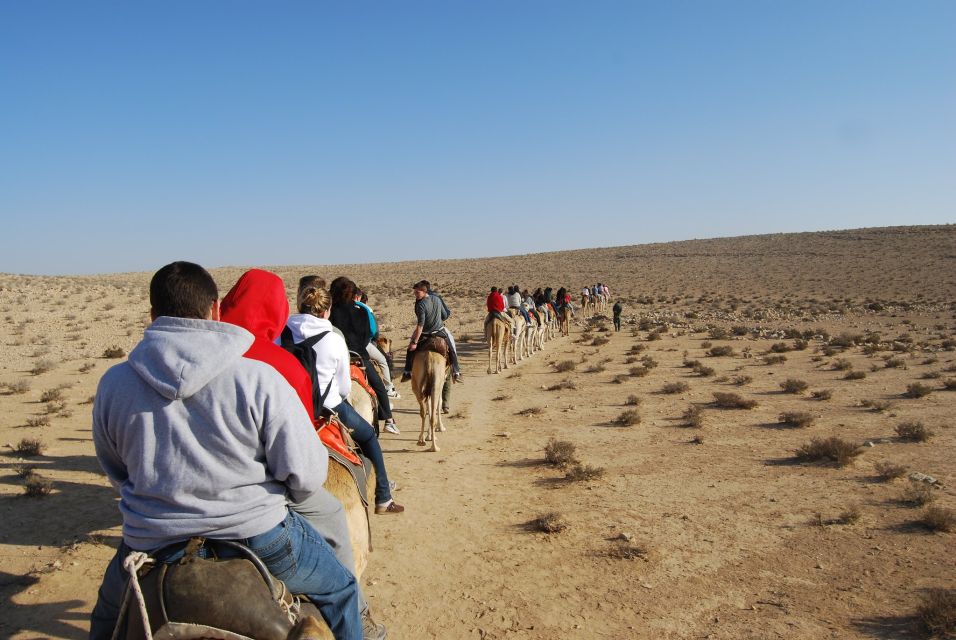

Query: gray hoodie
93;316;328;550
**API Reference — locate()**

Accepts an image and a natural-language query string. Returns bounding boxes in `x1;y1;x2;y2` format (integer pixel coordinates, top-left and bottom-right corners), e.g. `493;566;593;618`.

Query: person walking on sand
89;262;362;640
612;300;623;331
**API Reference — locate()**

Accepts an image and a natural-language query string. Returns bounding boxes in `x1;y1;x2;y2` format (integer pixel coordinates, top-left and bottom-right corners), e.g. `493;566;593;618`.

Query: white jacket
284;314;352;408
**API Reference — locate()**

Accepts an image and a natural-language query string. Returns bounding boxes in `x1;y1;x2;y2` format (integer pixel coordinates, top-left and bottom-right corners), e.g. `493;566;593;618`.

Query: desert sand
1;224;953;639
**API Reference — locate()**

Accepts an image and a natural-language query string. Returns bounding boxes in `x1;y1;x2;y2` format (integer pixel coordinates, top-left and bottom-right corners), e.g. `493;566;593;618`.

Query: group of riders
87;263;612;640
485;282;613;334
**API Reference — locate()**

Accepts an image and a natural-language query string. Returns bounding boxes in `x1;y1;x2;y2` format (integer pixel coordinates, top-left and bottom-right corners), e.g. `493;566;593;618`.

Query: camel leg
417;397;428;447
429;380;441;452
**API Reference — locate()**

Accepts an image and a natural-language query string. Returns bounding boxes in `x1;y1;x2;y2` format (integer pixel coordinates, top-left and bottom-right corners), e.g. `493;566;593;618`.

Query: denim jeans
332;400;392;505
89;512;361;640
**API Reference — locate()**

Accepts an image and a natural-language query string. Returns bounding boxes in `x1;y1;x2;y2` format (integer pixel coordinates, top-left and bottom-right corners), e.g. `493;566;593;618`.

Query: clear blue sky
1;1;953;275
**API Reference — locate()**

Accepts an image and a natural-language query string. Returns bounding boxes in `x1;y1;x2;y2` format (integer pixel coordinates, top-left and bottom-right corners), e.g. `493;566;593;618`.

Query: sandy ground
1;225;953;639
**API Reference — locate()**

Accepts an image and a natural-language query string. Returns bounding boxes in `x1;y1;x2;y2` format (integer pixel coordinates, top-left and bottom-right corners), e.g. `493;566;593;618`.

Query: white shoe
387;388;401;399
383;420;400;435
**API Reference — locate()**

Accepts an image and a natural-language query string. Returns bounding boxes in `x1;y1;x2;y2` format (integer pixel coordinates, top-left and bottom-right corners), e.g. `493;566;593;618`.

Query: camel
507;308;529;364
410;344;450;452
485;314;511;373
558;306;572;337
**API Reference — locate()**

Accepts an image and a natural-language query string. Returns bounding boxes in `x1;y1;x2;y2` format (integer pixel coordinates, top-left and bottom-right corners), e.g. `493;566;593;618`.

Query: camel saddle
122;538;324;640
417;333;450;360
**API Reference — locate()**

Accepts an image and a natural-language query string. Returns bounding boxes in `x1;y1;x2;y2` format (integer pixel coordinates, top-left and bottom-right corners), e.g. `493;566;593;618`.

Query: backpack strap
282;328;332;416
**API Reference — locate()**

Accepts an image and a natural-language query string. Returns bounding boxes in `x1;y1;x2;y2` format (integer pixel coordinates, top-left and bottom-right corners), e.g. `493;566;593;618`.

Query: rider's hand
409;341;418;351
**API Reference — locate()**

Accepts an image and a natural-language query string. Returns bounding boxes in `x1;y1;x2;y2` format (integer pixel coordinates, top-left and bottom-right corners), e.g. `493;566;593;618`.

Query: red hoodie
221;269;360;465
487;291;505;313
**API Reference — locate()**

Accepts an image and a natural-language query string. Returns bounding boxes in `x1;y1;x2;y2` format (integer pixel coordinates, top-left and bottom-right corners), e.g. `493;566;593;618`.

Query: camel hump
288;615;334;640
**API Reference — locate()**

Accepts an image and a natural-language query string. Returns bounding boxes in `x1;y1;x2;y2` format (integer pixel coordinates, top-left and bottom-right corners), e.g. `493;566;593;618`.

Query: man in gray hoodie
89;262;361;640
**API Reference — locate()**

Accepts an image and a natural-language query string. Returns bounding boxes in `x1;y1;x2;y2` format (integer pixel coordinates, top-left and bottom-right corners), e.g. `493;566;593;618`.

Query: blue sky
1;1;953;275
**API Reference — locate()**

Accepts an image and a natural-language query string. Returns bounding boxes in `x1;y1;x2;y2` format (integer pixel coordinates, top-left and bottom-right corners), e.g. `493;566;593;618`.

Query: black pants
361;353;392;422
613;316;621;331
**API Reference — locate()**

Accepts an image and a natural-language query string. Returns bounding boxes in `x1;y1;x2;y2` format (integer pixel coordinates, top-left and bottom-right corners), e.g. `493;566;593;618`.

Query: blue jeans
89;512;361;640
332;400;392;505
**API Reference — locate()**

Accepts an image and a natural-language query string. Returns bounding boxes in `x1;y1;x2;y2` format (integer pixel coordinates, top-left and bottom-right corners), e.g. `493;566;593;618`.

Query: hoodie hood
220;269;290;343
128;317;254;400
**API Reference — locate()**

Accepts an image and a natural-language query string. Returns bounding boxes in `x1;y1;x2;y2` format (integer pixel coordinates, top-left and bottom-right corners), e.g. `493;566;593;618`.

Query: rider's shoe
375;500;405;514
361;608;387;640
453;372;463;384
383;419;400;435
386;388;401;399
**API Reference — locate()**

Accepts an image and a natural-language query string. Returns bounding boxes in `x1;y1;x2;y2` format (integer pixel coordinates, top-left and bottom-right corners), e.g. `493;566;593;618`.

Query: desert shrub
544;439;577;467
694;364;715;377
682;405;703;428
508;370;522;379
554;360;576;373
764;355;787;365
884;356;906;369
700;341;712;349
613;409;641;426
831;358;853;371
592;336;609;347
492;394;511;401
23;476;54;498
713;392;757;409
860;399;894;412
904;382;933;398
602;541;649;560
922;371;941;380
624;394;641;406
517;407;543;417
780;378;809;394
918;588;956;636
624;356;639;364
792;339;808;351
844;370;867;380
611;374;629;384
646;331;662;341
527;512;568;534
30;359;55;375
810;389;833;400
44;400;66;414
14;438;46;457
457;333;471;343
628;343;646;354
830;333;862;348
794;437;862;466
103;346;126;359
545;379;576;391
683;358;701;369
14;464;37;478
778;411;815;428
585;363;606;373
708;327;729;340
769;342;792;353
565;463;606;482
4;379;31;394
629;366;650;377
944;378;956;390
707;346;734;357
26;415;51;428
838;505;862;524
900;481;936;507
640;356;658;369
661;381;689;394
919;507;954;533
732;375;752;386
874;461;907;481
895;420;934;442
40;388;64;403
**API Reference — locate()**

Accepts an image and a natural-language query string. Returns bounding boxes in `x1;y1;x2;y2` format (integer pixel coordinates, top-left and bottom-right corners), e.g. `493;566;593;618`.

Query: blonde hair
297;276;330;316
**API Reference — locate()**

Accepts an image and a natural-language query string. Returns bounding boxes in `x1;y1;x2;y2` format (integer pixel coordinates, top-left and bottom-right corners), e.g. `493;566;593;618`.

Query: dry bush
554;360;576;373
592;336;609;346
517;407;543;417
713;392;757;409
662;381;690;394
629;366;650;377
708;327;729;340
14;464;37;479
602;541;649;560
904;382;933;398
694;364;715;377
831;358;853;371
874;460;907;481
700;341;712;349
810;389;833;401
707;346;734;357
764;355;787;365
780;378;809;394
624;356;639;364
39;388;64;403
103;346;126;359
682;405;703;428
14;438;46;457
23;476;54;498
544;438;578;467
919;506;954;533
732;375;752;386
527;512;568;534
884;356;906;369
794;437;862;466
4;379;31;395
492;394;511;402
628;343;646;354
683;358;701;369
860;399;894;412
921;371;941;380
26;415;51;428
613;409;641;426
769;342;792;353
640;356;658;369
585;363;606;373
838;505;862;525
778;411;815;428
565;463;606;482
900;481;936;507
545;379;576;391
917;588;956;637
844;370;867;380
30;359;55;375
624;394;641;406
44;400;66;415
611;374;629;384
508;370;522;379
895;420;934;442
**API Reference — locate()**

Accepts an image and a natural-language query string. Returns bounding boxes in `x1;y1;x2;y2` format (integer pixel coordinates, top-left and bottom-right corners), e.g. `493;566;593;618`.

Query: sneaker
453;372;463;384
375;500;405;514
383;420;400;435
361;608;387;640
441;405;450;414
388;479;397;492
399;372;411;383
387;388;401;399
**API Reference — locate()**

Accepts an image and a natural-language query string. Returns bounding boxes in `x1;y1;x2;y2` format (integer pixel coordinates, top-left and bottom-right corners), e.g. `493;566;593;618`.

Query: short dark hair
490;286;498;293
298;275;325;292
413;280;429;291
329;276;356;305
150;261;218;319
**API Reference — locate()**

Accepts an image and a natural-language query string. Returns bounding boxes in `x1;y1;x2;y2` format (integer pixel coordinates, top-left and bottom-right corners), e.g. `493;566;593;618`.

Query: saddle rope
111;551;154;640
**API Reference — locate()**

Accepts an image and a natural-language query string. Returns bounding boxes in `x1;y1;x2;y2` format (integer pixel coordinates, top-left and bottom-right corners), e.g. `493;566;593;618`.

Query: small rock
865;441;876;447
616;532;633;542
495;432;511;438
815;563;824;569
909;472;940;486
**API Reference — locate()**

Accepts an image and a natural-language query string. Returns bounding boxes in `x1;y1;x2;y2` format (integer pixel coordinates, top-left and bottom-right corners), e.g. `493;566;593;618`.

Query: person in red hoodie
220;269;386;640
